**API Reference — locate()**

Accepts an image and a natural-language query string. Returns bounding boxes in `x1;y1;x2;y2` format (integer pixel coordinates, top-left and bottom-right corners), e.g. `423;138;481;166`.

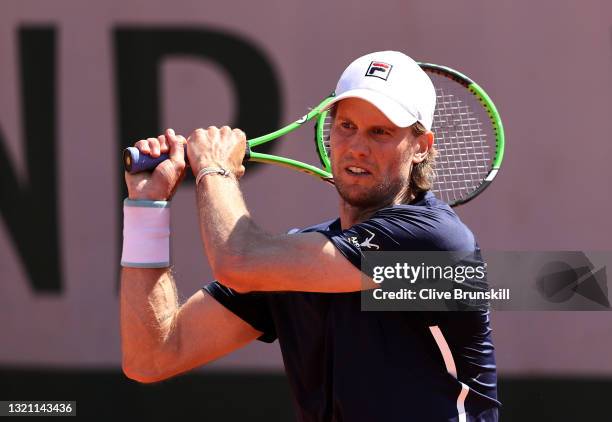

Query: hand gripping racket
123;63;505;207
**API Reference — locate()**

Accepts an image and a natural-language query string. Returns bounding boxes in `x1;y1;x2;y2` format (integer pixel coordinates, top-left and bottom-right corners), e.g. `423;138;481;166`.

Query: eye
371;127;390;136
340;120;354;130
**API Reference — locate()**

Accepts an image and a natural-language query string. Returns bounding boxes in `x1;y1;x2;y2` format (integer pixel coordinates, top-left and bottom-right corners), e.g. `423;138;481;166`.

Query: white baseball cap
325;51;436;130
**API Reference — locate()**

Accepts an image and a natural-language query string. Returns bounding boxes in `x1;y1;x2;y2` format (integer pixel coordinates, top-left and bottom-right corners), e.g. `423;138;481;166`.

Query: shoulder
285;193;477;252
360;192;476;251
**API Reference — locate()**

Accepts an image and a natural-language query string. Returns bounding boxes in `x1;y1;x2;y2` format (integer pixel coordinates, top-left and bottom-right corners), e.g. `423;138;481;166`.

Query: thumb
167;128;186;165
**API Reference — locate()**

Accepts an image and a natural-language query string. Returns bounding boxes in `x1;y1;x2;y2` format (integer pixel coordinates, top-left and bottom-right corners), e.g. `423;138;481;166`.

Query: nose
345;132;370;158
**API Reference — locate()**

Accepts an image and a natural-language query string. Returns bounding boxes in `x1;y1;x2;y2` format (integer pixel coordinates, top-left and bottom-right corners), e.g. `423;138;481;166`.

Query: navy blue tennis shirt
204;191;500;421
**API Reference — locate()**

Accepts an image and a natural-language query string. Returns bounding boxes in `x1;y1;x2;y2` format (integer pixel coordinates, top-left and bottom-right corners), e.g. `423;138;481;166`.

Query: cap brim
323;89;418;128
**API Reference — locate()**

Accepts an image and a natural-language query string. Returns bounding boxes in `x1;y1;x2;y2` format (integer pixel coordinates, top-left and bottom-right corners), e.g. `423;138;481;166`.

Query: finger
220;125;232;137
164;127;176;141
175;134;188;167
233;129;247;152
147;137;161;157
206;126;219;139
134;139;150;154
167;128;185;165
188;128;205;144
158;134;169;154
232;128;246;141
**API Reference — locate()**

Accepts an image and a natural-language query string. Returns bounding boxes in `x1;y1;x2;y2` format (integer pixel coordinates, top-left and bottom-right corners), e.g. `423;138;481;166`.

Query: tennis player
121;51;500;421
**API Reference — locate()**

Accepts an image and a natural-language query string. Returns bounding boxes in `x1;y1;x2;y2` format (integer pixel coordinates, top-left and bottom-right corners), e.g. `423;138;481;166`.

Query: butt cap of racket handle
123;144;252;174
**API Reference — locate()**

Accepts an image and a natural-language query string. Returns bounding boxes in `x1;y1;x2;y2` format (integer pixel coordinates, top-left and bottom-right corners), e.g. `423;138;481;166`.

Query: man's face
330;98;422;208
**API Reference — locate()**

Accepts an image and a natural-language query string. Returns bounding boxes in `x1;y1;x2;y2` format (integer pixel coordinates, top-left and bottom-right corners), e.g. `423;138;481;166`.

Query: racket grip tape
123;144;252;174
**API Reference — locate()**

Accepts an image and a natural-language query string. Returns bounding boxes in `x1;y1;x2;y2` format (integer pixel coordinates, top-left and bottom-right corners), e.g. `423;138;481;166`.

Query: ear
412;131;434;164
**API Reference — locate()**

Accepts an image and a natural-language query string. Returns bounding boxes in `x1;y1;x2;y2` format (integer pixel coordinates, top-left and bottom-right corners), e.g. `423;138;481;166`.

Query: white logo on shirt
347;229;380;250
359;229;380;250
347;236;361;248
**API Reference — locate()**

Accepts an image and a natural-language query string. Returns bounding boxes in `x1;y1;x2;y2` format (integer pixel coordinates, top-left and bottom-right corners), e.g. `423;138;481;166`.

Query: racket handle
123;145;252;174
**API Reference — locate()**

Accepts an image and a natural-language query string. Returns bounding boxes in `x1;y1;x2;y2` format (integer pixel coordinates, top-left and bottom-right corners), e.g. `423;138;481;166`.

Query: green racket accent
315;109;332;173
248;96;334;148
243;95;335;182
249;152;332;180
467;82;505;170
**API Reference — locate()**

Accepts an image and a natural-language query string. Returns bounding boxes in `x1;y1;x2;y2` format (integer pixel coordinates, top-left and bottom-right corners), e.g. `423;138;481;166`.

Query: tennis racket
123;63;505;207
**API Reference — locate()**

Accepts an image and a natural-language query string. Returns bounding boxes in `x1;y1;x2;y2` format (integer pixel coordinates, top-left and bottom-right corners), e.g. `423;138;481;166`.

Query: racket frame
251;62;505;207
417;63;505;206
246;96;334;181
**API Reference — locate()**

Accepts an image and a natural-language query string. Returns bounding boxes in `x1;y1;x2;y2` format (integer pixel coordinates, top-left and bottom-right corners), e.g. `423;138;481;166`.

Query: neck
339;188;415;230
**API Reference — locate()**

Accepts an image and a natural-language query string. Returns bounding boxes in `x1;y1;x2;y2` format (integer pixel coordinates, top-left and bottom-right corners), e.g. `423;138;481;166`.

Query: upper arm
153;289;262;381
219;207;466;294
220;232;373;293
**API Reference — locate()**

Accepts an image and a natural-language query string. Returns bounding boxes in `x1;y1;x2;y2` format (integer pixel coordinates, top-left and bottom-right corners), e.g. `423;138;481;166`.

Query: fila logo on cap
365;61;393;81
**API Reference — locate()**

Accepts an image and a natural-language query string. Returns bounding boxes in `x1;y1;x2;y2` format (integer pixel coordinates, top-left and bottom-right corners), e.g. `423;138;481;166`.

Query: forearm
120;267;179;381
195;174;266;281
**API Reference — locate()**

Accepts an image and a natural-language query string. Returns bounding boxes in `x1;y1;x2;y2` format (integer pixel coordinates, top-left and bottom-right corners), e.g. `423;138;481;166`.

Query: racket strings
322;114;333;162
432;87;491;204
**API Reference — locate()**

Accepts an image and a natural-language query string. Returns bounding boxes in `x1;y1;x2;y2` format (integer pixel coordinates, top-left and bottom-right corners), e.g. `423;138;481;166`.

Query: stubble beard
334;174;409;209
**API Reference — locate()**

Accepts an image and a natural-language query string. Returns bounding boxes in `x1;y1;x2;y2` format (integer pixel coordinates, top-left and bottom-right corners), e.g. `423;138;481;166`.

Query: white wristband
121;199;171;268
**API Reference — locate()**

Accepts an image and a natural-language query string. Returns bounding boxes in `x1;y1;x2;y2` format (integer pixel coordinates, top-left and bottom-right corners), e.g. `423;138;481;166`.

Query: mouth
344;165;372;177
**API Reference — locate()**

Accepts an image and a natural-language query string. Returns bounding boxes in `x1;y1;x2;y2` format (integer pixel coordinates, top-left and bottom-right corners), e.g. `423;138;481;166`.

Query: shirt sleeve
203;281;277;343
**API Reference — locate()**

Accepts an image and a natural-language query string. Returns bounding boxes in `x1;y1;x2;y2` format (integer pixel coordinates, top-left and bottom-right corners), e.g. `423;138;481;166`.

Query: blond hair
409;121;436;195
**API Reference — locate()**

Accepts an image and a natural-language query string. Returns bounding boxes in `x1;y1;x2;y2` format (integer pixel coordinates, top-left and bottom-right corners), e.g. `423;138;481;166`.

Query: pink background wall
1;0;611;374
